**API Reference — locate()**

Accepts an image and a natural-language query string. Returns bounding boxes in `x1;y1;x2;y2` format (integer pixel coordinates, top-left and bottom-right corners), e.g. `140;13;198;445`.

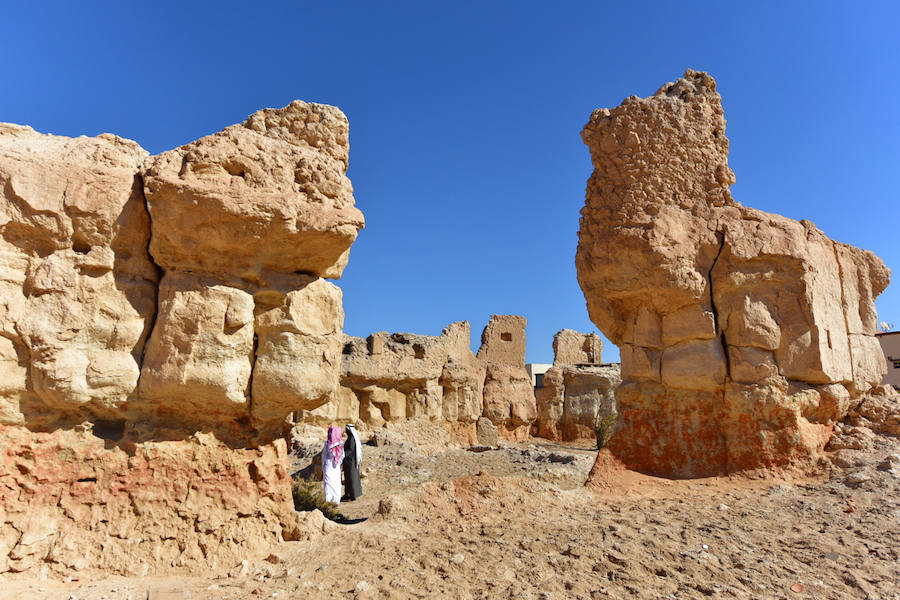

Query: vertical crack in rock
247;331;259;416
830;241;856;385
707;229;731;474
577;69;891;477
707;230;731;382
135;172;163;369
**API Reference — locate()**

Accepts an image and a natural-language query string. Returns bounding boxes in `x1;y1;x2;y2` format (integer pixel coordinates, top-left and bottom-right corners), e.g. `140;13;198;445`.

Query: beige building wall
878;332;900;389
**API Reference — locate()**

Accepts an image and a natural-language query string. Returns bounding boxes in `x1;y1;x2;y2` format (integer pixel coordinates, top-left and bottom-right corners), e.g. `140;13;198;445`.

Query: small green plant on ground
291;479;346;522
593;412;617;450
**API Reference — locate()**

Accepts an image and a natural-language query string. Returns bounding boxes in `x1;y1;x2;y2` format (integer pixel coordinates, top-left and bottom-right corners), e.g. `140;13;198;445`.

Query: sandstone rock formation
577;70;890;477
0;124;157;429
0;101;363;575
477;315;536;439
536;330;620;441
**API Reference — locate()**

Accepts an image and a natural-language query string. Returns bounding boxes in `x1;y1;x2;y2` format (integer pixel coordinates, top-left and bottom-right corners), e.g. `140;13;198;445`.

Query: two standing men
322;424;363;505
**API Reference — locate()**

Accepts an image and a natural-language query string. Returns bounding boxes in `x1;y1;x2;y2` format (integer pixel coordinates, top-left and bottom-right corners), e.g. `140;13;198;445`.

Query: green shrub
592;412;617;450
291;479;346;522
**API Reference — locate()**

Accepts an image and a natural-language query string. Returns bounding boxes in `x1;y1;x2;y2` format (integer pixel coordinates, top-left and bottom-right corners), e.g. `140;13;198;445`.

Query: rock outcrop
0;101;364;575
536;330;620;441
0;124;157;429
577;70;890;477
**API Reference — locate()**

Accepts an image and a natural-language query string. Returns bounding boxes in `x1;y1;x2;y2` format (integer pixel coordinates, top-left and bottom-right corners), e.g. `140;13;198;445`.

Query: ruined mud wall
577;70;889;477
304;315;537;439
536;330;620;441
0;101;364;575
477;315;536;439
298;321;486;426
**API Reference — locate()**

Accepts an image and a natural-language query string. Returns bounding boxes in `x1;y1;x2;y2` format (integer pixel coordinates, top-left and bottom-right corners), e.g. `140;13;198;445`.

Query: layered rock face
137;101;362;441
536;330;620;441
0;101;363;575
577;70;889;477
0;124;157;429
299;321;485;426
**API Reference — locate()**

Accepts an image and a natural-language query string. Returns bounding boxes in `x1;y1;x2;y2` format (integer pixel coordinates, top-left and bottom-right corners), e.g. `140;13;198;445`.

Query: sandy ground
2;418;899;600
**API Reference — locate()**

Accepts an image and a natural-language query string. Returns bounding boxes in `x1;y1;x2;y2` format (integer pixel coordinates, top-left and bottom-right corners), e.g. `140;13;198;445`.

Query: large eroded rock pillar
0;101;364;576
577;70;889;477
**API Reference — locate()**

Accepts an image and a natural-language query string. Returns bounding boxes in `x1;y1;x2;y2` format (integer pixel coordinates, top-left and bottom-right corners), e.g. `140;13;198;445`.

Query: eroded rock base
0;425;301;577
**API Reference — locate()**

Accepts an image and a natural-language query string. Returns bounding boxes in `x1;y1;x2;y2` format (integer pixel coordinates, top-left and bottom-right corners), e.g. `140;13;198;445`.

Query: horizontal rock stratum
577;70;889;477
0;101;364;575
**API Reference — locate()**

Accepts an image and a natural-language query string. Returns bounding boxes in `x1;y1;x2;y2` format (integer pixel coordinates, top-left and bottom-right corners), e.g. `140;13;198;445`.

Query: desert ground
2;417;898;600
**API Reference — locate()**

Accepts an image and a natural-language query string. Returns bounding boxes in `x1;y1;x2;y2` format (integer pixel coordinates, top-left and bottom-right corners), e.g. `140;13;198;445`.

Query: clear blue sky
3;1;898;363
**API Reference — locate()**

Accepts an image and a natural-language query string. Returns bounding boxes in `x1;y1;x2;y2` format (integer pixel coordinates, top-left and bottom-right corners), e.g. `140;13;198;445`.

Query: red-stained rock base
0;426;301;577
606;382;833;478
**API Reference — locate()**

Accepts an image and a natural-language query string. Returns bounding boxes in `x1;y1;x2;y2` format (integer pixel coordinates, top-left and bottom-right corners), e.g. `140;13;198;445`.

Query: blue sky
3;1;898;363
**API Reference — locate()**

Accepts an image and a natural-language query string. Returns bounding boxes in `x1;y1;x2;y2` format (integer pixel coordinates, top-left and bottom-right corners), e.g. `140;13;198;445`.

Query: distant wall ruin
536;330;620;441
301;315;537;440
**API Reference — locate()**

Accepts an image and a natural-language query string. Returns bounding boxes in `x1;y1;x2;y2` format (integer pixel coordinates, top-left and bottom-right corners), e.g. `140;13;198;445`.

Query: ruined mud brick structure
298;321;485;426
305;315;537;439
476;315;537;439
553;328;603;366
536;330;620;441
0;102;364;575
577;70;889;477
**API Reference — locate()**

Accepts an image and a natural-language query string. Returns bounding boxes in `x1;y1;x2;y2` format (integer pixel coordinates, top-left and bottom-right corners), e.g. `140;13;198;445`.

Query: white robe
322;445;342;505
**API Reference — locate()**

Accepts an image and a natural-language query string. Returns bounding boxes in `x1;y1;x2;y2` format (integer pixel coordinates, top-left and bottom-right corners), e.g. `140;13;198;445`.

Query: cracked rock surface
577;69;890;477
0;101;364;576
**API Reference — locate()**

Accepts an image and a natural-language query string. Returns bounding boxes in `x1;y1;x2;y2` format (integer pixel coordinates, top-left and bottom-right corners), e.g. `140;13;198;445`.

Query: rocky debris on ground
577;69;890;477
0;100;364;576
4;416;899;599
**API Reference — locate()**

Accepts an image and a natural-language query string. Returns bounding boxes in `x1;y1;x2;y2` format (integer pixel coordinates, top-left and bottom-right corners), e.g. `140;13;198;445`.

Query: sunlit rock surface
577;70;889;477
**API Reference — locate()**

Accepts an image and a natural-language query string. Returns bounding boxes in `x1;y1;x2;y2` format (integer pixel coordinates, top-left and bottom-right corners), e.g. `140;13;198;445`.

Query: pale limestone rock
138;273;255;418
136;101;362;437
142;101;363;280
0;101;362;576
0;123;157;424
577;70;889;476
251;279;344;422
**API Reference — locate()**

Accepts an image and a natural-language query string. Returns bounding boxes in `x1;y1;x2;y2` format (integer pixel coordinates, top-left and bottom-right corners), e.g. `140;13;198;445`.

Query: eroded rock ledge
577;70;890;477
0;101;364;575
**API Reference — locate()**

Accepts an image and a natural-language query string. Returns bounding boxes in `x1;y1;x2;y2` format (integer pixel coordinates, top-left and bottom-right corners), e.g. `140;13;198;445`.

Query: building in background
877;331;900;390
526;363;552;388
